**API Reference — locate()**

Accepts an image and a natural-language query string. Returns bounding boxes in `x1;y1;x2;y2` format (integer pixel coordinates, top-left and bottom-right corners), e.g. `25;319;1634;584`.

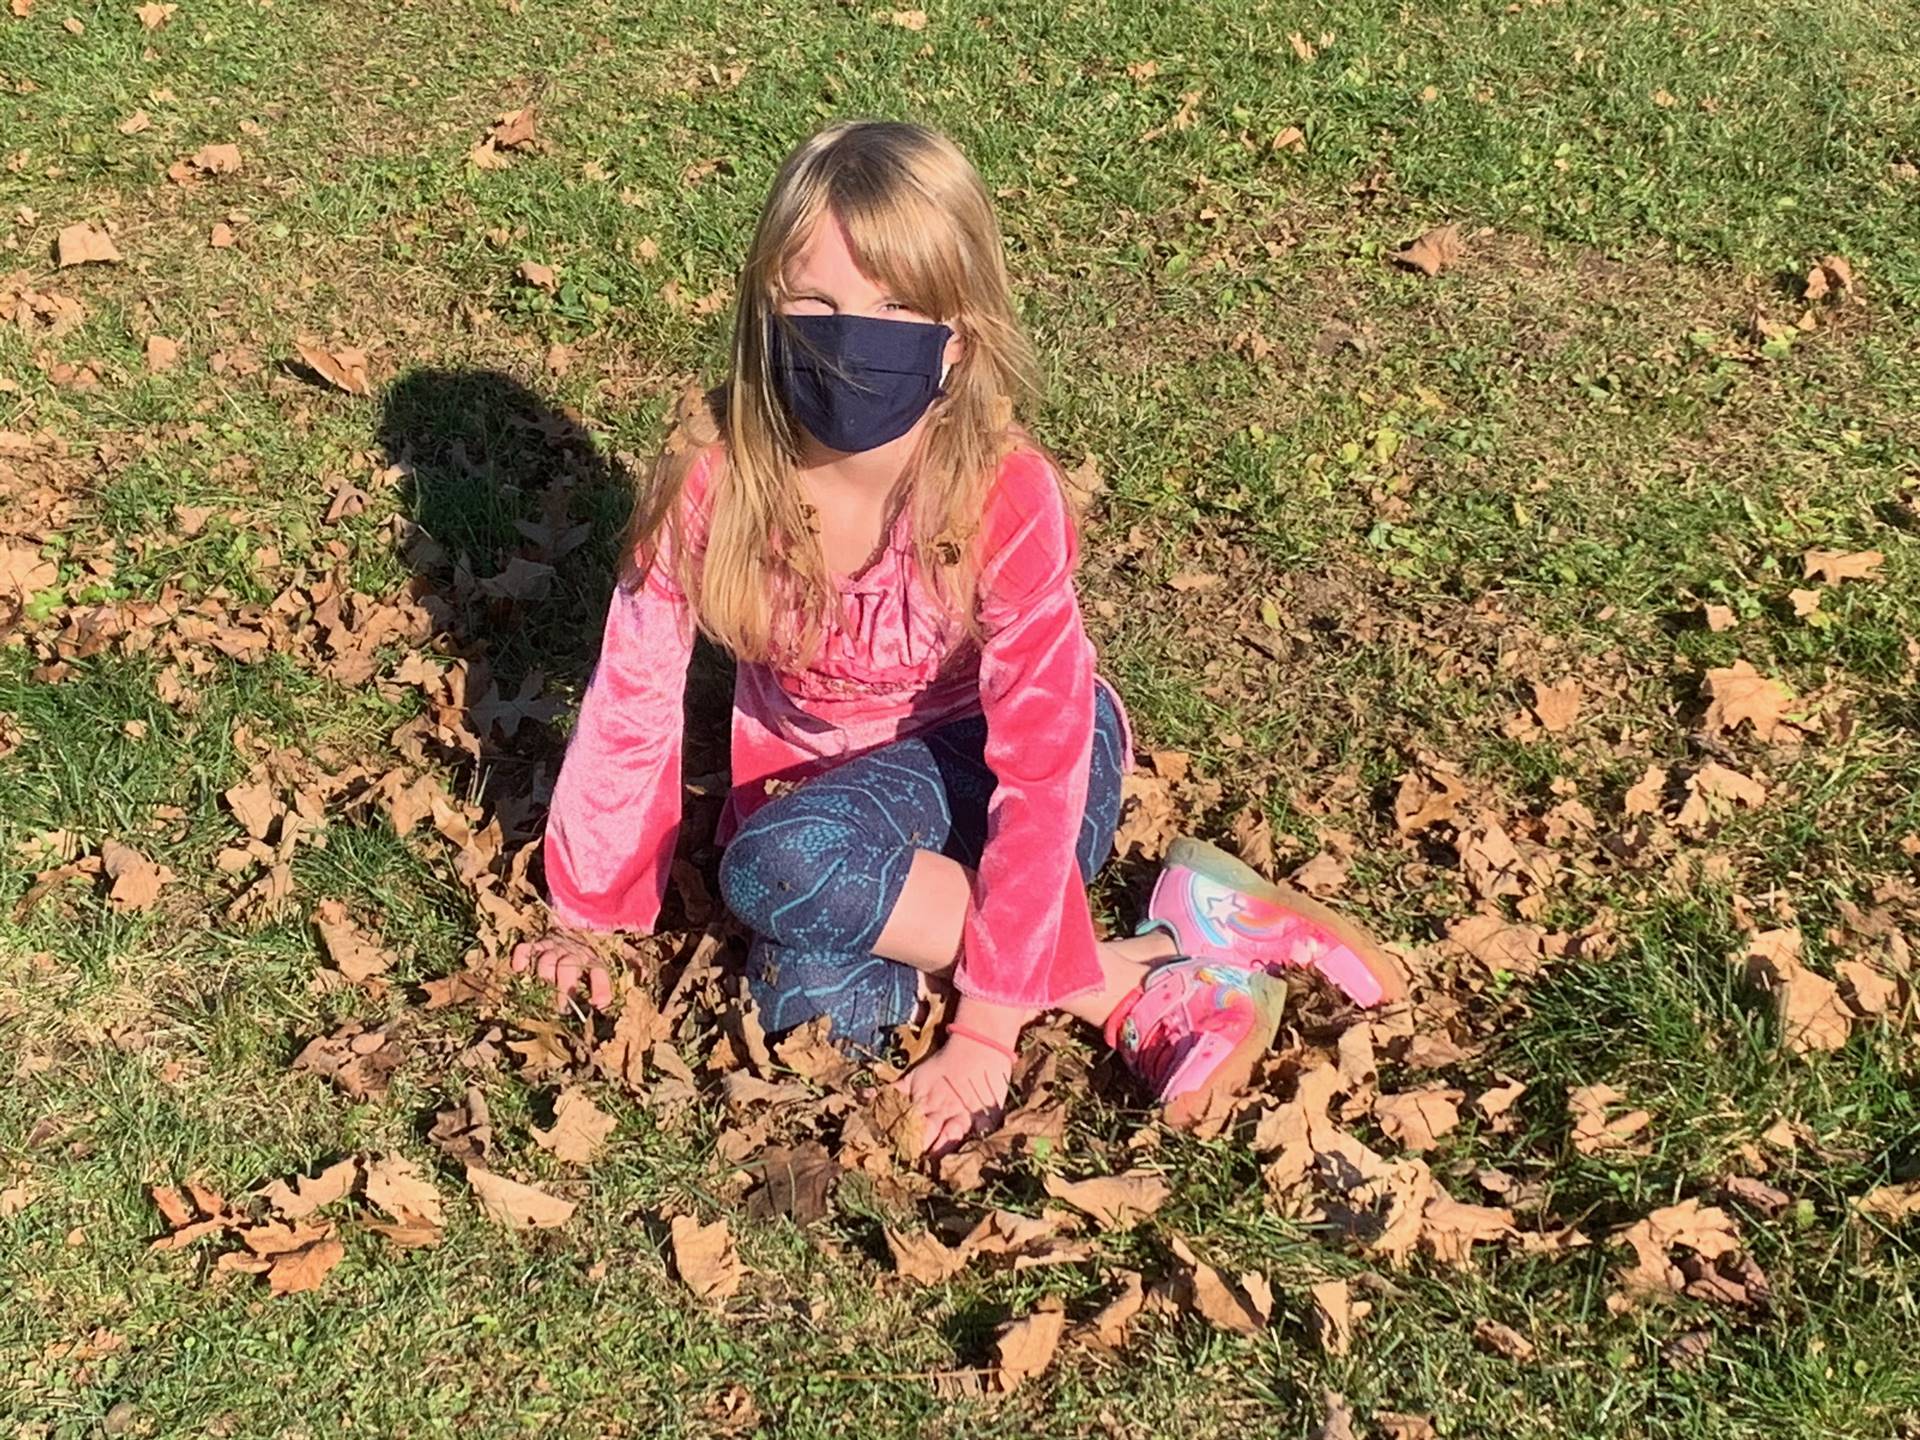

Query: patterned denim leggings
717;688;1127;1051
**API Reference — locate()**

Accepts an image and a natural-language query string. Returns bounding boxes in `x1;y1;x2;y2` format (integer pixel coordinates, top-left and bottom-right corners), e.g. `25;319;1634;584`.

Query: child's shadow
374;367;733;904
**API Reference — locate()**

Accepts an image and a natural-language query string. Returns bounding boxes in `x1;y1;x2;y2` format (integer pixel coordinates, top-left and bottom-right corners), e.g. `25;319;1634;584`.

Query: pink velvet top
542;443;1126;1010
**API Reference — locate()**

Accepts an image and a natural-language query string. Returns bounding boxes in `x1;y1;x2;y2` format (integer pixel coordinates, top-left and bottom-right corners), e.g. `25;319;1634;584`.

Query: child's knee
719;811;835;932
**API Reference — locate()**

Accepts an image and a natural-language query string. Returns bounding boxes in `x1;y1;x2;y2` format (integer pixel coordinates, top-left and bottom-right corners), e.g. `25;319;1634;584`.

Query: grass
5;0;1920;1436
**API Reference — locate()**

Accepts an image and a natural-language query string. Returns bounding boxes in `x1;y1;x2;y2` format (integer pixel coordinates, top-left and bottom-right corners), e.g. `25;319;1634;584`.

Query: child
512;121;1406;1156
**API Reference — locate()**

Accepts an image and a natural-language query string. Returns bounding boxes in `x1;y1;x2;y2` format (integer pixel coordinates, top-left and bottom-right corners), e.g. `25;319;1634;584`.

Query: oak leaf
56;223;121;267
1394;224;1463;278
531;1087;616;1166
1531;678;1582;733
313;900;393;984
1701;661;1798;742
992;1300;1066;1392
1568;1083;1652;1154
100;839;173;912
1802;548;1882;584
1743;929;1850;1054
258;1157;360;1218
1040;1169;1170;1231
884;1226;970;1285
669;1213;744;1301
466;1166;574;1230
1373;1088;1462;1152
294;340;372;397
363;1153;444;1229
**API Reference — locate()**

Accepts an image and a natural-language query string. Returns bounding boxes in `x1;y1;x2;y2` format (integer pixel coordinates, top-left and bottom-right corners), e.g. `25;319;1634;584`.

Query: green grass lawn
4;1;1920;1436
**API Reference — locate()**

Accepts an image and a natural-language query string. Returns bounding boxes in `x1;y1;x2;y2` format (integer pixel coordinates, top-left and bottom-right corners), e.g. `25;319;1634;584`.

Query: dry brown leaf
1836;959;1899;1017
1803;549;1883;585
100;839;173;912
1394;763;1470;833
1308;1278;1370;1356
1624;764;1669;817
144;334;180;372
1084;1270;1146;1348
1292;852;1348;897
859;1082;925;1164
1040;1169;1171;1231
1169;1236;1266;1336
264;1234;345;1296
1702;661;1798;743
259;1157;359;1218
771;1015;855;1087
1854;1181;1920;1222
1675;763;1767;829
1743;929;1851;1054
887;7;927;28
465;1166;575;1230
1569;1083;1653;1155
1448;912;1545;978
295;340;372;397
56;223;121;267
189;143;243;175
313;900;393;984
517;260;557;290
1702;603;1737;632
134;2;175;26
670;1213;744;1301
1421;1196;1518;1265
363;1154;444;1229
1373;1088;1462;1152
992;1300;1066;1393
884;1227;970;1285
1394;224;1463;278
743;1142;838;1225
1167;570;1223;593
428;1087;492;1164
1312;1391;1359;1440
1473;1317;1536;1360
1722;1175;1790;1217
1531;678;1582;733
2;543;59;604
1614;1197;1739;1301
1375;1416;1438;1440
531;1087;616;1166
1475;1078;1528;1122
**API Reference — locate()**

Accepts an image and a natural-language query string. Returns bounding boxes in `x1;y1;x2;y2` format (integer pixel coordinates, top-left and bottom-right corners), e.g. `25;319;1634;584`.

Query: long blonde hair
624;120;1042;664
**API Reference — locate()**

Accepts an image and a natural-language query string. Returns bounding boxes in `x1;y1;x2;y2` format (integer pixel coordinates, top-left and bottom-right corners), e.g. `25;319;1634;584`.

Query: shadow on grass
375;366;734;923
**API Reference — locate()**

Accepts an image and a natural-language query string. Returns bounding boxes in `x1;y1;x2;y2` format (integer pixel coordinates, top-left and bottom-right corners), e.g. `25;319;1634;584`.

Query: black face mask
769;312;953;454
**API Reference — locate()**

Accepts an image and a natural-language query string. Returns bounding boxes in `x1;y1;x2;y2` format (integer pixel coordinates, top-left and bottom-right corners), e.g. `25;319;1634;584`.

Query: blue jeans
718;688;1126;1050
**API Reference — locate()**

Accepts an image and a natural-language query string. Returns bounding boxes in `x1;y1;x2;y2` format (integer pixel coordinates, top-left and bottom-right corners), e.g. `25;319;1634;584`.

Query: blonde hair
623;120;1042;664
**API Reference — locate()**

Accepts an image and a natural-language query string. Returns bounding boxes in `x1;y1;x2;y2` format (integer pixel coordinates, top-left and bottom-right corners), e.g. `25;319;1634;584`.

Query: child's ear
940;327;965;386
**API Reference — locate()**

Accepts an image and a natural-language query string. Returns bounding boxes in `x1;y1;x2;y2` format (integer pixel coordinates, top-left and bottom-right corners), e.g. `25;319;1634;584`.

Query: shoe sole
1166;836;1411;1005
1162;969;1289;1130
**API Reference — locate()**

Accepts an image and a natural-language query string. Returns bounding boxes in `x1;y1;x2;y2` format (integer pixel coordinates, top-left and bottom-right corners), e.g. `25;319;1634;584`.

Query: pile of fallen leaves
7;220;1918;1408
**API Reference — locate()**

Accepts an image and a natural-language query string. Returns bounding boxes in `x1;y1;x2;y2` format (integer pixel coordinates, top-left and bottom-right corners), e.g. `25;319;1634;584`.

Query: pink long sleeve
954;452;1104;1010
542;530;697;934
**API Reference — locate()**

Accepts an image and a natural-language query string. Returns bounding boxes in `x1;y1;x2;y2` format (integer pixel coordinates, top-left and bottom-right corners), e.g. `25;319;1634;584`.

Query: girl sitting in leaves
512;120;1406;1156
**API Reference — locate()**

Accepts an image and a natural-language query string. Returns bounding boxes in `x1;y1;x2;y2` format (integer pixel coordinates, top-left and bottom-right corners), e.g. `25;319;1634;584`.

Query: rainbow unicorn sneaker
1105;958;1289;1127
1143;837;1408;1008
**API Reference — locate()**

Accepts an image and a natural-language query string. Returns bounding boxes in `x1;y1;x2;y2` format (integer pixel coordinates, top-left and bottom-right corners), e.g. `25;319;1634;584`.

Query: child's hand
895;1033;1013;1159
510;929;614;1013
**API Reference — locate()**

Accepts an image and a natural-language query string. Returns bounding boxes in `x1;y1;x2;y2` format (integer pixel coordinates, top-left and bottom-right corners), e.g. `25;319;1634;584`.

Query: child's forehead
782;213;885;293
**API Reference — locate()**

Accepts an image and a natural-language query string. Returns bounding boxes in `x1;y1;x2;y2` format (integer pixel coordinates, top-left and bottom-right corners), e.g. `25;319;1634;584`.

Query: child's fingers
587;963;613;1010
551;958;582;1011
510;941;531;972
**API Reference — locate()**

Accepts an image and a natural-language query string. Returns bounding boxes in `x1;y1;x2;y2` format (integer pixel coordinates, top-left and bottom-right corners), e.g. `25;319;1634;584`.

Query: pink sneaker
1144;837;1409;1007
1104;958;1289;1127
